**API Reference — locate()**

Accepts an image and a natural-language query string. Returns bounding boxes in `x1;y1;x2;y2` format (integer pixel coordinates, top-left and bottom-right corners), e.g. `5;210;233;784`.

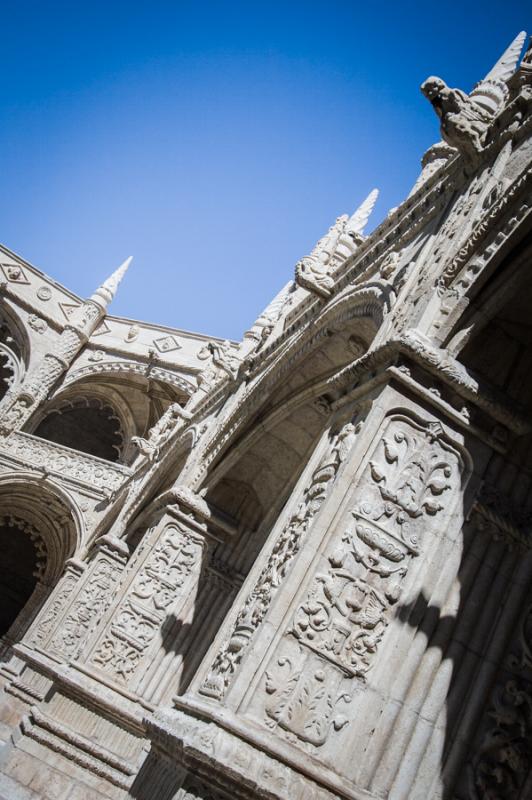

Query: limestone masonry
0;32;531;800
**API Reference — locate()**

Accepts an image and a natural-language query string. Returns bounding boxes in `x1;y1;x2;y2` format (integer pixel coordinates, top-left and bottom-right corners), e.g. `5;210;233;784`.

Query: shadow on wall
383;254;532;799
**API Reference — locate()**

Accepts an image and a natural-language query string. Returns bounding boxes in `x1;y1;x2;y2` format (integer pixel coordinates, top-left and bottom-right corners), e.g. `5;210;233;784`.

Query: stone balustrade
0;431;131;494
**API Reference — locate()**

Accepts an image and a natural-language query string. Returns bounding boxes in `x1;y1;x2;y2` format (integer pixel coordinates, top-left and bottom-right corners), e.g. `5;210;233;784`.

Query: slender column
25;559;86;651
82;490;233;697
29;536;129;663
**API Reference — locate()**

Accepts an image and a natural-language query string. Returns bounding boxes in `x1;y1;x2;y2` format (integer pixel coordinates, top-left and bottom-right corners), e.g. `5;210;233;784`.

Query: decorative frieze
145;707;339;800
255;415;460;751
0;431;131;494
90;522;205;684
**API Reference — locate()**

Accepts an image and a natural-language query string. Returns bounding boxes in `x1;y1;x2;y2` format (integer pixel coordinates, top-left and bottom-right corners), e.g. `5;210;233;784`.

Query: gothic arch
0;474;82;647
38;370;188;465
200;286;386;486
30;386;131;463
62;360;194;402
0;301;29;403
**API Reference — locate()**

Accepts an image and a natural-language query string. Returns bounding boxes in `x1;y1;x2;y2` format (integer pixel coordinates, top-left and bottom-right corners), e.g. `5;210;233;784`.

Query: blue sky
0;1;528;339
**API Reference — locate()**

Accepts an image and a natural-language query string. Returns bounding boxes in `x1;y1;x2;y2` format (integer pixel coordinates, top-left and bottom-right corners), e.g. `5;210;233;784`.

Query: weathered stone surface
0;29;532;800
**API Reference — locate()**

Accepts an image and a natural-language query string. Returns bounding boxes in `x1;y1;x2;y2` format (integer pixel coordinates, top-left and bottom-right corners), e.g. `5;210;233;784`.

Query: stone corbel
164;485;238;542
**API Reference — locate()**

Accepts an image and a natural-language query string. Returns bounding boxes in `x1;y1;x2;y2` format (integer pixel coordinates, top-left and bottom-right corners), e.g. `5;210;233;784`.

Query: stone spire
482;30;527;84
91;256;133;308
470;30;527;113
345;189;379;237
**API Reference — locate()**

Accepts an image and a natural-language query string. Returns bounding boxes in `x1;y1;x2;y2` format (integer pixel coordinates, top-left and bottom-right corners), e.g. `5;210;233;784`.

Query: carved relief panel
47;550;125;660
28;559;85;650
199;420;360;702
245;414;462;759
89;521;206;688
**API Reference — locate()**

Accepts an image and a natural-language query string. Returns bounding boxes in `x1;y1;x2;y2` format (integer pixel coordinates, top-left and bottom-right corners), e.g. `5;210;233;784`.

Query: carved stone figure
295;190;379;298
132;402;188;461
421;31;527;156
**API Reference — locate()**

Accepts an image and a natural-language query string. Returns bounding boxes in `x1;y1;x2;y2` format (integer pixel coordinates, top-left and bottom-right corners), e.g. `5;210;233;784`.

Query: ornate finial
470;31;527;113
481;31;527;85
91;256;133;308
345;189;379;237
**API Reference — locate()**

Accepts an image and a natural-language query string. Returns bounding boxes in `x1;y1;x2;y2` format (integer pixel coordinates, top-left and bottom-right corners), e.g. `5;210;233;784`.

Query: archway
33;396;124;462
0;476;82;655
0;516;45;638
0;306;27;403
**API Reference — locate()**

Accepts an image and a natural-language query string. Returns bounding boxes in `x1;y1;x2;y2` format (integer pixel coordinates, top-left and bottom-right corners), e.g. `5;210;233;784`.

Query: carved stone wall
0;29;531;800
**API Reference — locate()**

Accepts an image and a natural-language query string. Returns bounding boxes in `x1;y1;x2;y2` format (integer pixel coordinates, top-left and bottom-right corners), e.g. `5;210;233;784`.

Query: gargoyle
421;31;526;156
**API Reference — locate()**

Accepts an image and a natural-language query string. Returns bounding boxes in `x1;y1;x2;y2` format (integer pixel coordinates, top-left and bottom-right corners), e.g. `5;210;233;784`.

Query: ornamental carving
132;402;190;461
29;562;84;647
27;314;48;334
466;595;532;800
1;431;130;492
258;416;459;750
295;216;348;297
420;32;526;157
265;655;351;747
50;557;121;659
200;420;360;701
30;574;78;646
91;524;202;683
294;190;378;298
290;419;454;682
197;339;242;388
468;679;532;800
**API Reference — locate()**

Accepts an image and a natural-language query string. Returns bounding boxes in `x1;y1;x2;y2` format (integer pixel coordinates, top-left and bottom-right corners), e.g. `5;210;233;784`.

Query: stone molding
146;705;375;800
63;359;196;397
0;430;131;495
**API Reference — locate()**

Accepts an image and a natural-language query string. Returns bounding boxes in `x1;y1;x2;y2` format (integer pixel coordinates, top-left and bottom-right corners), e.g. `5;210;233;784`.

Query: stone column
0;300;104;434
144;365;502;799
24;535;129;663
82;489;234;699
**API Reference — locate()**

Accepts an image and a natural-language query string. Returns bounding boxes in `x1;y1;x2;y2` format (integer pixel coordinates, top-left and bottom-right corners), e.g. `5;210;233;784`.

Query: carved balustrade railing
0;431;131;494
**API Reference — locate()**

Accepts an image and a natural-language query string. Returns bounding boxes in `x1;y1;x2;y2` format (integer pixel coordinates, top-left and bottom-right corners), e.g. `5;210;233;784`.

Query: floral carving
367;421;452;551
468;679;532;800
265;656;351;747
460;576;532;799
50;557;120;659
200;421;360;701
30;571;80;647
290;418;454;684
91;524;202;683
243;417;461;751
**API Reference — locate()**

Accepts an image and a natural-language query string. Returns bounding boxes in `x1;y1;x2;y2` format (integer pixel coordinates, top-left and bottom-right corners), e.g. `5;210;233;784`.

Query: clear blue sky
1;1;528;339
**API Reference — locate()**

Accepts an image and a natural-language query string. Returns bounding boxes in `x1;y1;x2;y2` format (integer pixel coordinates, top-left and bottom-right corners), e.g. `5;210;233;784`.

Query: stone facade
0;31;531;800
